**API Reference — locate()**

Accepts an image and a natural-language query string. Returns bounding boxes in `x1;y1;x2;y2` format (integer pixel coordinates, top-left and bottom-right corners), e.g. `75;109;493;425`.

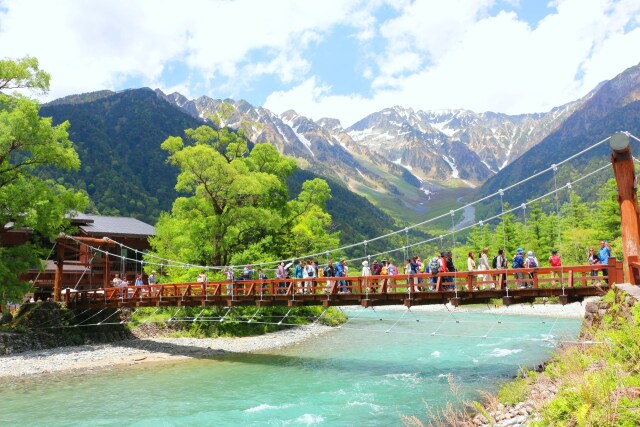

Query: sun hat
362;260;369;266
517;248;524;254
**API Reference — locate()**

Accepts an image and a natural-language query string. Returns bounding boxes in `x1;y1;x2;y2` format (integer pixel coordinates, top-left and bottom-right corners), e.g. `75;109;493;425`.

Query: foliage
497;371;537;406
129;306;346;337
39;89;398;254
529;290;640;426
39;88;203;224
0;57;87;305
444;183;621;272
150;124;339;273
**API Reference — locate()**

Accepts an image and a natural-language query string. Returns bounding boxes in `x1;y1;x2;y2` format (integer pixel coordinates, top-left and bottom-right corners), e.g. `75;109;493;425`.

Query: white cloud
0;0;365;100
0;0;638;126
265;0;640;125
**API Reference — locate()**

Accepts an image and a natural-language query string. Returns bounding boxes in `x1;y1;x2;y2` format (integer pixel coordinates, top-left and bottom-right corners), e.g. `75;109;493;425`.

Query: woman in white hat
362;260;371;293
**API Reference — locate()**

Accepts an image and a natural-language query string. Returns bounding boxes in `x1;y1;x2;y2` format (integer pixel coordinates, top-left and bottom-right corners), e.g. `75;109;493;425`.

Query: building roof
70;213;155;238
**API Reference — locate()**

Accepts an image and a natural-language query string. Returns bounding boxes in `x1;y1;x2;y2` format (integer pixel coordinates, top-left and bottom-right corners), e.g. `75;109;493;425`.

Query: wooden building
12;213;155;300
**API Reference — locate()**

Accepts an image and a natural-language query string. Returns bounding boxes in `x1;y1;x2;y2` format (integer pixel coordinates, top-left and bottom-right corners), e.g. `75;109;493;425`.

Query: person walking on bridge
323;261;335;293
445;251;456;290
477;247;491;289
362;260;371;293
598;240;611;283
467;252;476;290
548;249;562;285
588;247;600;284
512;248;525;288
493;248;507;288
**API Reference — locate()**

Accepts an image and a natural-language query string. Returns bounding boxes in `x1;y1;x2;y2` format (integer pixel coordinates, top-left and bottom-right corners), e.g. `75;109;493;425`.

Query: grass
127;306;347;338
529;289;640;426
497;370;537;406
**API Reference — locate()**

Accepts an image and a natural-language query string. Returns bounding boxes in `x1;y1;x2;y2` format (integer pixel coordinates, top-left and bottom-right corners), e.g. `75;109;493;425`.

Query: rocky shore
0;324;333;379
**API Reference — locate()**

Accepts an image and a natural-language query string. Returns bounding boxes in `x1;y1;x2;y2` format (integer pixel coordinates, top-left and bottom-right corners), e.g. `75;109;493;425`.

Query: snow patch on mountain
430;121;457;137
282;118;314;157
441;155;459;178
348;128;376;142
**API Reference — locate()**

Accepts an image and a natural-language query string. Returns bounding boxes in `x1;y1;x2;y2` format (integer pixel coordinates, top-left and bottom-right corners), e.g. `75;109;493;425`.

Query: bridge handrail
64;259;620;305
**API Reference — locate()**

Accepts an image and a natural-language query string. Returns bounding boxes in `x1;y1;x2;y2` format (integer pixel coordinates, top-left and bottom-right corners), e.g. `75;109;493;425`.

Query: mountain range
39;62;640;240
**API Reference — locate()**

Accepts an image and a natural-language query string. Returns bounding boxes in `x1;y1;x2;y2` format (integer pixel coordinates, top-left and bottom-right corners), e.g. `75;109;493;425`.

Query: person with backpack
493;248;507;288
428;256;441;290
525;251;539;288
294;260;304;293
548;249;562;285
445;251;456;290
323;261;335;293
512;248;525;288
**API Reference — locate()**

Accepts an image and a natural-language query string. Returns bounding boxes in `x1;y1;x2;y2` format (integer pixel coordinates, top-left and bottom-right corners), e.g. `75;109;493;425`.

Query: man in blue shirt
335;259;346;293
598;240;611;283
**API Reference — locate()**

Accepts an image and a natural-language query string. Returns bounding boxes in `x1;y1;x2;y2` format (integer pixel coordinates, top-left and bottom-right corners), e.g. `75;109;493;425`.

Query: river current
2;309;581;426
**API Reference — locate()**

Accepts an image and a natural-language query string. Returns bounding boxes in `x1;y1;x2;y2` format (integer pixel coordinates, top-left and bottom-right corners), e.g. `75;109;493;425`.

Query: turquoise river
1;308;581;426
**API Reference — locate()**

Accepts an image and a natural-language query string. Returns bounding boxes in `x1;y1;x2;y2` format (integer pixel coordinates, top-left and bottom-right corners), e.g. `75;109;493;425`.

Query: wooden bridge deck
65;262;617;309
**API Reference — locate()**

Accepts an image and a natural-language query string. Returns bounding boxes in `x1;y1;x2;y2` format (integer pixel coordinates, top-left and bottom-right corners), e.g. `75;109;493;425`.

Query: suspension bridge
56;131;640;310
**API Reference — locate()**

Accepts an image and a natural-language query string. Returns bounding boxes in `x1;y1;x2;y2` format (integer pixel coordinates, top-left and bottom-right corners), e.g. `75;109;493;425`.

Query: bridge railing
64;258;621;306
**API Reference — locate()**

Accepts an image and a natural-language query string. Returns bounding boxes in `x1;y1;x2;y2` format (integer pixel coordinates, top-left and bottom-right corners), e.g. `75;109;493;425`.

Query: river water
2;309;580;426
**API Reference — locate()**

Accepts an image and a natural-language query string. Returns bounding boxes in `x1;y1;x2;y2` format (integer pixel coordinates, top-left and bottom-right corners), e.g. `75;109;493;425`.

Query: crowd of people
110;240;613;292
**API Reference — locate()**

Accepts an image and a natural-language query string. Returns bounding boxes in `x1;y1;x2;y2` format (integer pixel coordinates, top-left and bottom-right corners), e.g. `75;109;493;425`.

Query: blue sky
1;0;639;126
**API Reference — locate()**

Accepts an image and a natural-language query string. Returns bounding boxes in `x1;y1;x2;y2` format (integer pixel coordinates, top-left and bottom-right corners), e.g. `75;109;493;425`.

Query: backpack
550;254;561;267
492;256;498;269
526;257;538;268
388;264;398;275
429;257;440;273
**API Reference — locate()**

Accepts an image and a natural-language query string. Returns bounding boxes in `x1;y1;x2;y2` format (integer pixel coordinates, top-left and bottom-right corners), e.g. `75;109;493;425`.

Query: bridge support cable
30;307;92;330
141;308;161;324
57;156;608;284
384;308;409;333
567;183;579;263
312;308;328;325
73;309;106;327
56;134;619;277
167;307;183;323
340;162;611;269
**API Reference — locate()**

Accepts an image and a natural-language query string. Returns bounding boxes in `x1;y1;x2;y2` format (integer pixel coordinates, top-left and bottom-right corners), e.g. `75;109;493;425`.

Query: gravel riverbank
0;324;334;380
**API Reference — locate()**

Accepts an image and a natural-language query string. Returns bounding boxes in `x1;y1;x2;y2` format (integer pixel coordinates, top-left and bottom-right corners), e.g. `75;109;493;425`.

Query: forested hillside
39;89;398;252
40;88;200;223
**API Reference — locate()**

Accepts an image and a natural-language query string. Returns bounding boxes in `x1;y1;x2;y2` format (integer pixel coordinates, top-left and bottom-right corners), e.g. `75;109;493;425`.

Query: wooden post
610;132;640;284
53;243;65;302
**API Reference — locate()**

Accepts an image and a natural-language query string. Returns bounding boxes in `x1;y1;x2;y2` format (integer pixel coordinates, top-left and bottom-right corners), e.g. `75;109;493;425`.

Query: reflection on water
1;310;580;426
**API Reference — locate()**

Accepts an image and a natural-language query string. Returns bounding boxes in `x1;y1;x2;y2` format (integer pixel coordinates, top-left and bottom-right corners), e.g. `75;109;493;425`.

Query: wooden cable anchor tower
610;132;640;284
53;234;116;302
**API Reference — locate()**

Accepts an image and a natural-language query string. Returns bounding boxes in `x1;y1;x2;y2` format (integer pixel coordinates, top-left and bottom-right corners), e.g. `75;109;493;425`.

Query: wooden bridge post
610;132;640;284
53;243;65;302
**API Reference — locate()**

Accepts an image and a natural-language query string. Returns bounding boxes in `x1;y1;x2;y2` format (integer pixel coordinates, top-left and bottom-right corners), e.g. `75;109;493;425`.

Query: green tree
151;125;339;275
0;57;87;304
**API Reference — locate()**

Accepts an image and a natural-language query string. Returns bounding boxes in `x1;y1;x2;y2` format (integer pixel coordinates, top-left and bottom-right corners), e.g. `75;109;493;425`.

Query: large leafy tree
0;57;87;304
151;124;339;274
